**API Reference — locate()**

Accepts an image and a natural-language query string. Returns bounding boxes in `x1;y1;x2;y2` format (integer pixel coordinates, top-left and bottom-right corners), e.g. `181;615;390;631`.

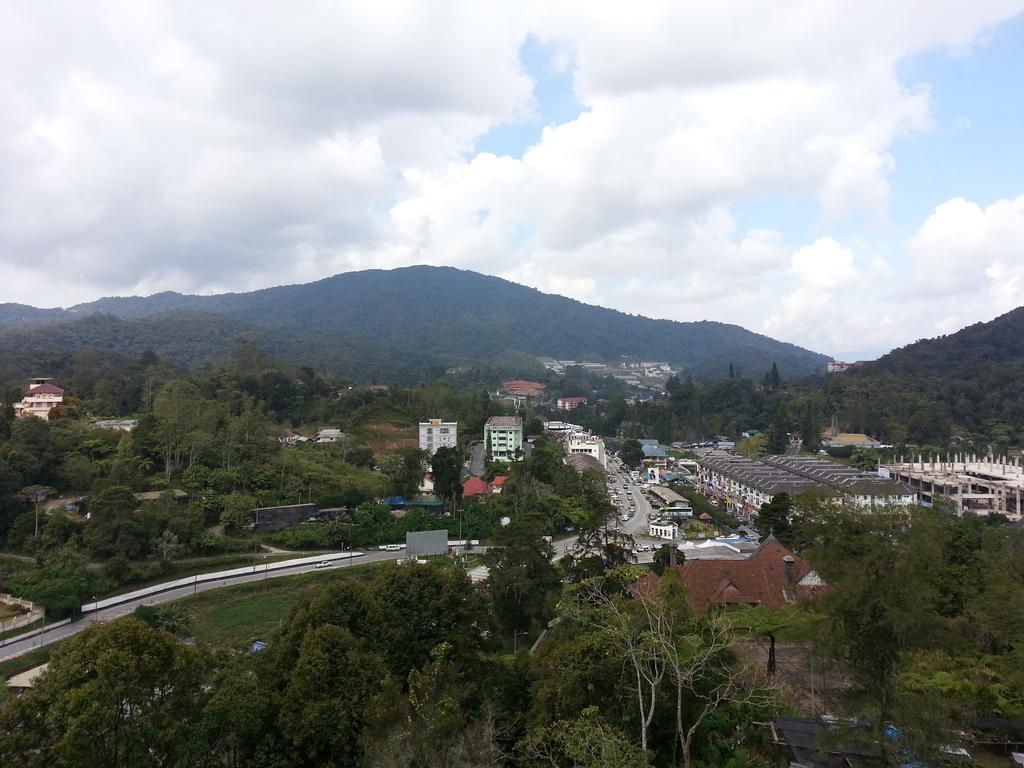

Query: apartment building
419;419;458;456
485;416;523;461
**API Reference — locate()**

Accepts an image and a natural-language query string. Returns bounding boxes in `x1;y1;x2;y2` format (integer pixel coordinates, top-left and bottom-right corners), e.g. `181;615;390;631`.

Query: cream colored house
14;378;64;421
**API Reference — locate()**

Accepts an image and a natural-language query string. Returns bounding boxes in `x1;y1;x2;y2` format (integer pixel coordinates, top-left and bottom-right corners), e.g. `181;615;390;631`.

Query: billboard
406;529;448;557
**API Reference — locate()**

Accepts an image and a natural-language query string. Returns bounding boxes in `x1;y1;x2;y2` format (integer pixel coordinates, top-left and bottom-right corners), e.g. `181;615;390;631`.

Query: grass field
1;561;387;688
178;561;383;647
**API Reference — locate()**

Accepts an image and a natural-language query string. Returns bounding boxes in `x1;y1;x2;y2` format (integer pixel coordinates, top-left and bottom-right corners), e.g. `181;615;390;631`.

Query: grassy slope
176;562;383;646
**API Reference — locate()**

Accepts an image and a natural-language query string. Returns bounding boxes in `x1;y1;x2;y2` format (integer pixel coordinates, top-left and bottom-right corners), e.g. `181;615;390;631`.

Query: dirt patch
736;639;847;716
360;422;417;452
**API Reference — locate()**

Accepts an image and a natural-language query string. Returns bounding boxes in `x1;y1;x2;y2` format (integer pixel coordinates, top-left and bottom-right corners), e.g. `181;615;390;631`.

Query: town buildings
556;396;588;410
13;378;64;421
418;418;458;456
567;431;607;468
697;454;915;521
883;454;1024;519
484;416;523;461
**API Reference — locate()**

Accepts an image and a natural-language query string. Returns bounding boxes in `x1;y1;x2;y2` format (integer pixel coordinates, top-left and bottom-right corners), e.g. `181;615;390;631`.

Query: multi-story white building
419;419;458;456
567;432;606;469
14;378;64;421
485;416;523;462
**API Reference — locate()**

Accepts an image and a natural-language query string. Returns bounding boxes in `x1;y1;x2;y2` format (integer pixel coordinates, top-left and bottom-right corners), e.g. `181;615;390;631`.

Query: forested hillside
0;266;830;381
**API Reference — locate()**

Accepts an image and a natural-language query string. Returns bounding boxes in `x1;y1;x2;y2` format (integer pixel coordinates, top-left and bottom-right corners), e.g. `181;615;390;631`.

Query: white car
315;561;334;569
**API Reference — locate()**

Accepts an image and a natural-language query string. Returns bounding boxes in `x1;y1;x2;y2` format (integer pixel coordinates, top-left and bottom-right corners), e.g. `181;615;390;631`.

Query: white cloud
0;1;1022;364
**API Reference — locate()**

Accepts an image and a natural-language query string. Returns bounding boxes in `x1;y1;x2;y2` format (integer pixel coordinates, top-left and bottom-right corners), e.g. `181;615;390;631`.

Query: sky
2;2;1024;361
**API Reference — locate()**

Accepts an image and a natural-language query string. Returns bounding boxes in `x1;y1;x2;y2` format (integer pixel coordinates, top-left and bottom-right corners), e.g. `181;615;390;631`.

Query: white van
380;543;405;551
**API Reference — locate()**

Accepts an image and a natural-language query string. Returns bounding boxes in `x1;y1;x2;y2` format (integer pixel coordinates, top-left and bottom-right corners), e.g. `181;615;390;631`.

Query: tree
763;405;789;455
521;706;652;768
219;492;257;531
279;624;386;767
8;546;92;618
757;493;793;544
849;447;879;471
382;447;428;498
431;446;463;514
619;439;644;469
17;484;55;541
485;517;561;638
0;618;212;766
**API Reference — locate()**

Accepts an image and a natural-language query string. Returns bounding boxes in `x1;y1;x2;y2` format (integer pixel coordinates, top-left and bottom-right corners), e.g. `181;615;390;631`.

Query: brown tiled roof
27;383;63;395
678;536;823;610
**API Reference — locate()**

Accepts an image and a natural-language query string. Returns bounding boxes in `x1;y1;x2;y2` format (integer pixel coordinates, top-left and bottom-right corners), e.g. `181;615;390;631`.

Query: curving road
1;550;403;662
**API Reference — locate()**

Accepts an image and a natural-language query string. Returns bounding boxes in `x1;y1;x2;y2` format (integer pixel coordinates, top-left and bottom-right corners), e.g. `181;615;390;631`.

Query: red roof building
641;536;827;611
500;379;545;397
557;396;588;410
489;476;508;494
462;476;491;498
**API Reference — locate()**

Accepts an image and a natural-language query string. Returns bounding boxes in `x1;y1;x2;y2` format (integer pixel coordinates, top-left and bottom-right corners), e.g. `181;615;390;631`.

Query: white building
93;419;138;431
315;427;344;443
485;416;523;462
567;432;607;469
649;519;679;540
14;378;64;421
419;419;458;456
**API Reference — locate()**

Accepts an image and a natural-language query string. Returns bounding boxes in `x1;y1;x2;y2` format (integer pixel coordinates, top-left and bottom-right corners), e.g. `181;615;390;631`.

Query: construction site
883;455;1024;519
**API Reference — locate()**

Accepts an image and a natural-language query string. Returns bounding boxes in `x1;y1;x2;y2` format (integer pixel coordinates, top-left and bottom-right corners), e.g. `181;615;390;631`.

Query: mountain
867;306;1024;378
0;266;829;382
805;306;1024;446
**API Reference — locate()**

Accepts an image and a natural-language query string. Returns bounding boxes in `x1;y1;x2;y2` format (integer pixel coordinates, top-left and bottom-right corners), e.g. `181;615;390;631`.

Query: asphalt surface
468;441;486;477
1;550;403;661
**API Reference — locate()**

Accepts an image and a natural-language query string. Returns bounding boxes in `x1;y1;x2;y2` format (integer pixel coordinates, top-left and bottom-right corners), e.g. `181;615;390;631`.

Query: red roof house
462;476;491;498
489;476;508;494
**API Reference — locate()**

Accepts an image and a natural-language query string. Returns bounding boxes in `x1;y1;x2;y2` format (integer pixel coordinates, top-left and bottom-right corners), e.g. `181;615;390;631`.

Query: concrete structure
557;396;588;410
485;416;523;461
649;519;679;540
697;453;914;521
419;418;457;456
14;378;64;420
567;432;606;468
93;419;138;431
315;427;344;443
884;454;1024;519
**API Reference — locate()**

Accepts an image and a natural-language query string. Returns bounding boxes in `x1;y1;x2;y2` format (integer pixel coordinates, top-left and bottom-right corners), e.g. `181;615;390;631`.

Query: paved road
468;441;486;477
1;550;403;661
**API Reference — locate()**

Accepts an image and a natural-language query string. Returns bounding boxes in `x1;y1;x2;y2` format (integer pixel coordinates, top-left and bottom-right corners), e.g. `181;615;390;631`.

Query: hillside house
14;378;64;421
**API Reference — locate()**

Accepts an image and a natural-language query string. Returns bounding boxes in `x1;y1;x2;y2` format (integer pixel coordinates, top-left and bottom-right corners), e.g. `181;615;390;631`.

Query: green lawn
178;562;383;647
